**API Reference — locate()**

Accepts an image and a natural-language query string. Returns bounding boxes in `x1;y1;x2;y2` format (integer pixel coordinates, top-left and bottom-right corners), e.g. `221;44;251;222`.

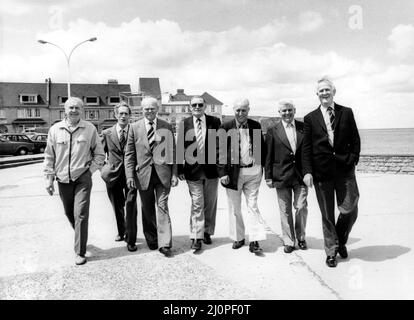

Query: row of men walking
43;76;360;269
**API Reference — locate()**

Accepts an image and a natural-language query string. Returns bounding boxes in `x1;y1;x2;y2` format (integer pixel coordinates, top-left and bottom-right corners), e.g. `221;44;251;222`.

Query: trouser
276;184;308;246
186;178;219;239
314;172;359;256
58;169;92;256
226;168;267;242
106;174;138;241
138;168;172;249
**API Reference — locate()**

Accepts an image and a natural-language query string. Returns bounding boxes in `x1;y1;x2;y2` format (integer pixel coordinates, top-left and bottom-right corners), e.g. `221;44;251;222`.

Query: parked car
27;133;48;153
0;133;35;156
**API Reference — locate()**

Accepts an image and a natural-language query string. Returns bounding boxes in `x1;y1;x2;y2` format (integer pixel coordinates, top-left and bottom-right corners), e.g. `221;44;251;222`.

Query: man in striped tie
125;97;178;257
302;77;360;268
177;96;221;252
101;102;138;251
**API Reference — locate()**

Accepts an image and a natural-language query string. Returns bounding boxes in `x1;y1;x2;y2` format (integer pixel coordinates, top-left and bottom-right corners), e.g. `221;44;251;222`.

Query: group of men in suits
45;77;360;268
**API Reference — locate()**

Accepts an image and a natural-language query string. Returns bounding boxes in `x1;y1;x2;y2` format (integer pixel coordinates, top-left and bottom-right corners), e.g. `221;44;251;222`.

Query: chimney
108;79;118;84
45;78;51;105
177;89;184;94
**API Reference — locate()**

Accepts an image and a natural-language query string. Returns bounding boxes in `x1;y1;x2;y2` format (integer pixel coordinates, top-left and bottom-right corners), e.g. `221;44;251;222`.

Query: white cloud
388;24;414;62
0;0;31;16
298;11;324;33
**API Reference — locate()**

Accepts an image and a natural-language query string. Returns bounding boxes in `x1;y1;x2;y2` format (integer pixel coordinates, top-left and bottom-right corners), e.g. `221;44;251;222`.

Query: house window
17;108;40;118
85;96;99;105
85;110;99;120
108;96;120;105
20;94;38;104
210;105;215;112
0;109;5;118
59;97;68;105
108;110;115;119
165;106;171;113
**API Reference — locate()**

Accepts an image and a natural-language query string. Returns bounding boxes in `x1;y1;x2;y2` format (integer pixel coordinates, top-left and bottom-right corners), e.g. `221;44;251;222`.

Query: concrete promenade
0;163;413;300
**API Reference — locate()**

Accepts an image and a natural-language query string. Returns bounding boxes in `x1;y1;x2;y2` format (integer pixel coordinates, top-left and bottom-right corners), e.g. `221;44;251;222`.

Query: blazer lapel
276;121;293;152
295;120;303;148
316;107;328;133
109;125;122;151
138;119;150;150
333;103;343;135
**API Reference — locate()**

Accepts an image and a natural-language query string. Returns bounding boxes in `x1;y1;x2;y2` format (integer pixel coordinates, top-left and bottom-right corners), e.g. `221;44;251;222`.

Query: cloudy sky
1;0;414;128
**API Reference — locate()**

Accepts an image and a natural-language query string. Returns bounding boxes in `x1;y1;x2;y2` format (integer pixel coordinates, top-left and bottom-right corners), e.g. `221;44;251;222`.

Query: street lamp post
38;37;97;97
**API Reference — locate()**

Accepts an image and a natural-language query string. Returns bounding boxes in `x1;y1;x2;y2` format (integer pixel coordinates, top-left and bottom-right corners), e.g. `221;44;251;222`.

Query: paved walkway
0;163;413;299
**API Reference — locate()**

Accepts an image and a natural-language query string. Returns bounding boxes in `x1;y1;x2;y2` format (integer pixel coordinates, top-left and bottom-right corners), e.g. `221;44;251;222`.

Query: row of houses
0;78;224;134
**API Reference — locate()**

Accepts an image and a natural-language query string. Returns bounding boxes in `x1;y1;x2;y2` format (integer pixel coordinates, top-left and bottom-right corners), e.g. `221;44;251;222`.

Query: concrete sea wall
358;155;414;174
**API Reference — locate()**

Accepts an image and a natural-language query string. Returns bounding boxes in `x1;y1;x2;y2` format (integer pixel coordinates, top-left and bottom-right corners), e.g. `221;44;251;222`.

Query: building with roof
161;89;223;132
0;78;130;133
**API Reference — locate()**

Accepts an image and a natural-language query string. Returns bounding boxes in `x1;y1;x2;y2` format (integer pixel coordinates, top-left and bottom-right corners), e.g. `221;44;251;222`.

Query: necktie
119;129;126;150
148;121;155;152
327;106;335;130
196;118;204;155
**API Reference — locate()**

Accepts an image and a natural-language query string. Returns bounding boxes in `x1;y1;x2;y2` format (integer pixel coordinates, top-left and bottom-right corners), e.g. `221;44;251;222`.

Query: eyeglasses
191;103;204;108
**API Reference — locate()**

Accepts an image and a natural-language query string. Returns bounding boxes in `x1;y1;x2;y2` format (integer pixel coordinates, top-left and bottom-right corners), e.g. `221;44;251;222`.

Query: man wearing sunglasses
177;96;221;252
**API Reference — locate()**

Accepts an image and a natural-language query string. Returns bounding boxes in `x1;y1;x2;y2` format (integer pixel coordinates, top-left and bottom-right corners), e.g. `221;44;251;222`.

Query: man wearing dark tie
101;102;138;251
265;100;308;254
177;96;221;252
302;77;360;267
125;97;178;257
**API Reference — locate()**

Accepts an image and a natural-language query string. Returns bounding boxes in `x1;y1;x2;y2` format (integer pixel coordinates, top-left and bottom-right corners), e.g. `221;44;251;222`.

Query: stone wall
357;155;414;174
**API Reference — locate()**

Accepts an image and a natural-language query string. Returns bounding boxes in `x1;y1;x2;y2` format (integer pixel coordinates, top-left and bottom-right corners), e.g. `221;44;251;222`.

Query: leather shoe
115;234;124;242
191;239;202;251
326;255;337;267
249;241;263;254
337;245;348;258
148;243;158;250
159;247;173;257
75;254;86;265
127;244;137;252
284;245;295;253
232;239;245;249
203;232;212;245
298;240;307;250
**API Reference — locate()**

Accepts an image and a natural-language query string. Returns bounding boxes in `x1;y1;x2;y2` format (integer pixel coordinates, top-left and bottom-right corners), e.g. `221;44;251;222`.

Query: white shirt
144;117;157;133
116;123;129;140
192;115;206;141
281;120;297;153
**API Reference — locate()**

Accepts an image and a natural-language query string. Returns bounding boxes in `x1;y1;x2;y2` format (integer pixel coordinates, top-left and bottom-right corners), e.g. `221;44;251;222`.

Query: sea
359;128;414;155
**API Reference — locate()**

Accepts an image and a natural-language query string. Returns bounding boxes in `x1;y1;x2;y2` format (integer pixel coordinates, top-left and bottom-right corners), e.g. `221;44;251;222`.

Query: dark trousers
314;171;359;256
106;174;138;243
138;168;172;249
58;170;92;256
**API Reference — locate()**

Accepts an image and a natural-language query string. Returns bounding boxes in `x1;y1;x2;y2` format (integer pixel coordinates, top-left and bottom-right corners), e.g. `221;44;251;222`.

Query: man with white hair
218;98;267;254
125;96;178;257
265;99;308;254
302;77;360;268
44;97;105;265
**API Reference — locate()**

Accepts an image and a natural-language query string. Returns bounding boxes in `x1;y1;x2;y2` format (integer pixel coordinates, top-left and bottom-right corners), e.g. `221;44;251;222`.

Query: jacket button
333;152;335;155
293;160;295;163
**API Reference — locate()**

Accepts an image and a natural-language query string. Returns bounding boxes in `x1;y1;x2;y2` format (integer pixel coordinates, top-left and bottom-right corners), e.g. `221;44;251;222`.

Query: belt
239;163;254;168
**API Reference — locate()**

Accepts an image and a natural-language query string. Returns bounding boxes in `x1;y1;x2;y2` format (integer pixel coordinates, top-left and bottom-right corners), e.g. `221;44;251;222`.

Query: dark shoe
298;240;307;250
191;239;202;251
284;245;295;253
115;234;124;242
75;254;86;265
249;241;263;254
148;243;158;250
159;247;173;257
337;245;348;258
203;232;212;245
326;255;337;267
232;239;245;249
127;244;137;252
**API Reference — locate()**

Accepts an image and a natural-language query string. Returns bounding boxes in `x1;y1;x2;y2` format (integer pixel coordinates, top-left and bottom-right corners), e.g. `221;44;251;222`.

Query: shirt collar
116;123;128;133
282;119;295;129
144;117;157;126
235;119;248;129
59;118;86;129
193;114;206;124
320;102;335;112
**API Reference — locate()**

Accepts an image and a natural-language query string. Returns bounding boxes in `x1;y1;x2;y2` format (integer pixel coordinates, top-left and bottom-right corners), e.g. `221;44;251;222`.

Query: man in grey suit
125;97;178;257
101;102;138;251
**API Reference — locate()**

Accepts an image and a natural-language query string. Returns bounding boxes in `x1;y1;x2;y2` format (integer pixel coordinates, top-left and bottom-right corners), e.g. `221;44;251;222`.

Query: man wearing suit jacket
265;100;308;254
303;77;360;268
177;96;221;252
125;97;178;257
218;98;267;254
101;102;138;251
